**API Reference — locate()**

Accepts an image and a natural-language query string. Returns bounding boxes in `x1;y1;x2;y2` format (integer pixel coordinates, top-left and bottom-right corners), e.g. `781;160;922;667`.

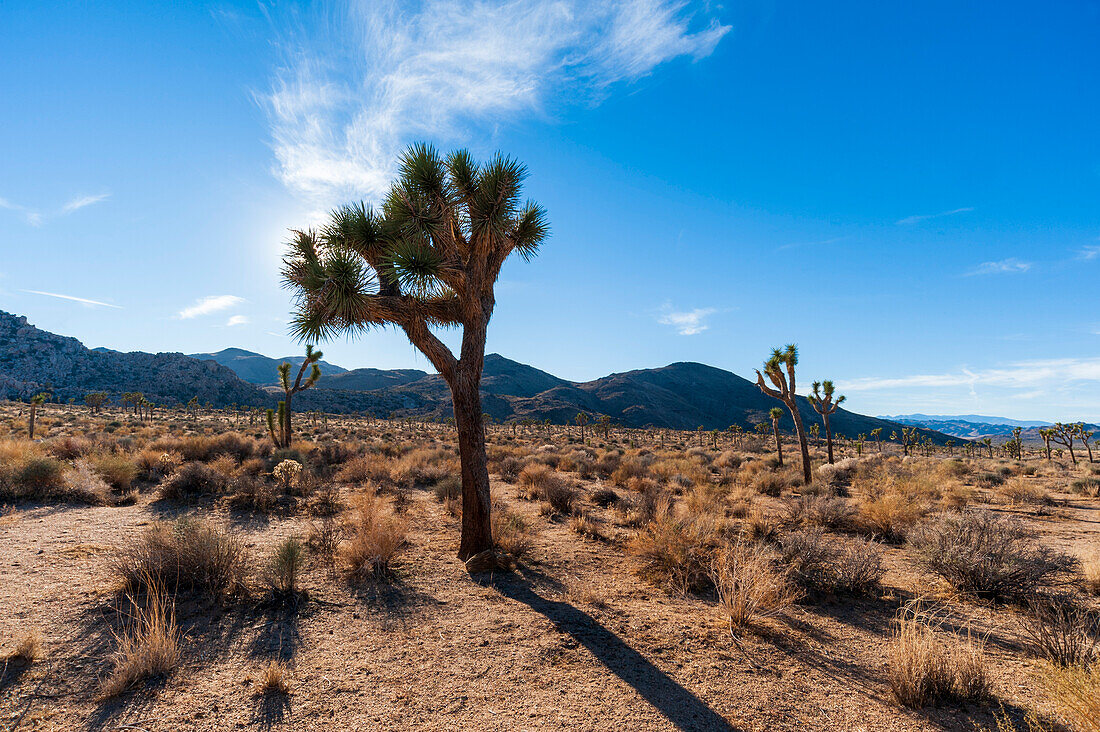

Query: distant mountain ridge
0;311;951;441
885;413;1098;441
188;347;348;384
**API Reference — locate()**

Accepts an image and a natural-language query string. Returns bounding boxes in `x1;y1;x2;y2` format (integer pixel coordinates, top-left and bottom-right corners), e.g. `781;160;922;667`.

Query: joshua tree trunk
28;403;37;439
824;413;834;464
790;409;812;483
452;372;492;559
772;424;783;465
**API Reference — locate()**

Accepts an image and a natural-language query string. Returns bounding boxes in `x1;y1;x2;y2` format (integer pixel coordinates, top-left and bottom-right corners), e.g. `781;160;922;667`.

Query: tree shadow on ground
252;688;291;729
345;572;442;631
477;571;740;732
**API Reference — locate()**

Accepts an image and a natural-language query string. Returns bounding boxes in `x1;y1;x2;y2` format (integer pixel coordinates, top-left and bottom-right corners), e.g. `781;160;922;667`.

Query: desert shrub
209;432;258;462
743;506;779;542
116;518;248;599
228;475;278;513
16;457;66;491
100;587;180;698
590;487;619;507
713;451;743;471
47;436;91;460
1048;664;1100;732
540;477;578;516
492;503;533;559
856;492;926;542
909;510;1078;601
752;472;786;497
160;461;227;500
8;631;42;664
432;474;461;503
256;660;290;696
516;463;575;513
272;459;303;491
389;448;455;487
997;478;1053;507
336;454;392;485
344;494;407;581
887;604;989;708
1017;595;1099;667
976;472;1007;489
610;457;649;487
570;511;605;541
779;529;883;595
784;495;855;532
306;519;344;569
710;541;795;629
594;452;622;478
94;454;137;492
1083;552;1100;596
627;511;717;594
616;484;670;528
493;455;524;482
1071;477;1100;497
62;460;112;504
267;537;305;596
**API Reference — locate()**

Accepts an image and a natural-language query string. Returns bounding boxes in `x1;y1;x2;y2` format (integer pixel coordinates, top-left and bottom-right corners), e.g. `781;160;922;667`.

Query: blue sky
2;1;1099;421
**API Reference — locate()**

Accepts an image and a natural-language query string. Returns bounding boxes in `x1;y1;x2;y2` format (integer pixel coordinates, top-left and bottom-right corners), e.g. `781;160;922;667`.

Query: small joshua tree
755;345;812;484
1078;424;1094;463
769;407;784;465
900;426;920;457
1038;428;1053;461
266;346;322;449
575;412;589;443
808;380;845;465
28;392;48;439
871;427;883;452
84;391;108;414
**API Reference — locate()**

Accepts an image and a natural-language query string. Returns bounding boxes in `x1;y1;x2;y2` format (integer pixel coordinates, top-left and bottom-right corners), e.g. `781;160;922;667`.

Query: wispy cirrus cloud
226;314;250;327
966;257;1032;276
658;306;716;335
838;357;1100;393
178;295;246;319
895;207;974;225
20;289;122;309
1077;244;1100;261
263;0;729;205
61;192;111;213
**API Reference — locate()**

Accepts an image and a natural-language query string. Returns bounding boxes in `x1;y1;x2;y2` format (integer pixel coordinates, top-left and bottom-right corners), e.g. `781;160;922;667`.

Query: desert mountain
0;311;950;440
188;347;348;385
884;413;1098;442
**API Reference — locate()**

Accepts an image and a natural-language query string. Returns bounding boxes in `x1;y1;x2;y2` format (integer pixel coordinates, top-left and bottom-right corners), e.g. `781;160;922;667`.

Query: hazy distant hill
189;347;348;385
885;413;1098;441
0;311;952;441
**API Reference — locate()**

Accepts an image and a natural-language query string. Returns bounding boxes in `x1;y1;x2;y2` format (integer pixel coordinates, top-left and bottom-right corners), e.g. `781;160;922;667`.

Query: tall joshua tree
768;407;784;465
267;345;323;449
755;345;813;484
1050;422;1078;466
28;392;47;439
808;380;845;465
575;412;589;443
281;143;548;562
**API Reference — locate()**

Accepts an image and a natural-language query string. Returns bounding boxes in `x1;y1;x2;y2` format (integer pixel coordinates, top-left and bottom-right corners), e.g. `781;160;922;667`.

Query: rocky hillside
188;347;348;385
0;312;267;407
0;312;952;441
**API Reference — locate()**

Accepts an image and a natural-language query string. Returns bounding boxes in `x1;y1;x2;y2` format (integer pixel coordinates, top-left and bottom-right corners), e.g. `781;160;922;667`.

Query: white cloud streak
226;314;250;327
178;295;246;319
895;207;974;225
838;357;1100;392
658;307;716;335
20;289;122;309
263;0;729;206
967;258;1032;276
61;193;111;213
1078;244;1100;261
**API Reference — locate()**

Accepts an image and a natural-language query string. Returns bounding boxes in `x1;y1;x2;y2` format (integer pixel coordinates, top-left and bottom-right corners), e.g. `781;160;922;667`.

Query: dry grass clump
997;478;1054;507
517;463;576;514
267;536;305;596
856;491;927;542
909;510;1078;601
389;447;456;488
783;494;855;532
93;454;137;492
492;502;534;560
590;486;619;508
710;540;795;629
569;511;605;541
335;454;392;485
344;493;407;581
432;474;461;503
256;660;291;695
8;630;43;665
159;461;227;500
1070;477;1100;497
1083;552;1100;596
887;604;989;708
1048;663;1100;732
116;518;248;600
0;452;102;503
100;585;181;698
778;529;884;595
628;509;718;594
61;459;113;504
228;474;279;513
1017;595;1099;667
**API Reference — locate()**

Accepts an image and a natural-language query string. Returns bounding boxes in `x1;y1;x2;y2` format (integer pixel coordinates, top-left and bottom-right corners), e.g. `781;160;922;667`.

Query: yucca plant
755;345;812;484
808;380;845;465
281;143;548;561
769;407;785;466
28;392;48;439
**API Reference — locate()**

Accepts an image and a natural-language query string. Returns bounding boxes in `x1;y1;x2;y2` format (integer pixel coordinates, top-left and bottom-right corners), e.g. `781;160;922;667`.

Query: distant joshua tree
1078;424;1094;463
900;427;920;457
84;391;108;414
808;380;845;465
28;392;48;439
871;427;883;452
769;407;784;465
575;412;589;443
755;344;812;484
281;144;548;562
1049;423;1078;466
267;345;323;449
1038;428;1053;461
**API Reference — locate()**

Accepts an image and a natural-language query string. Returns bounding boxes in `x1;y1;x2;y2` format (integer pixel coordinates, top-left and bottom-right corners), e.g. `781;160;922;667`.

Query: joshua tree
768;407;784;465
84;392;108;414
281;143;548;562
809;423;820;445
871;427;883;452
28;392;47;439
1038;428;1053;461
808;380;845;465
755;345;812;484
900;426;920;456
1078;424;1094;463
1050;423;1078;466
575;412;589;443
266;345;323;449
